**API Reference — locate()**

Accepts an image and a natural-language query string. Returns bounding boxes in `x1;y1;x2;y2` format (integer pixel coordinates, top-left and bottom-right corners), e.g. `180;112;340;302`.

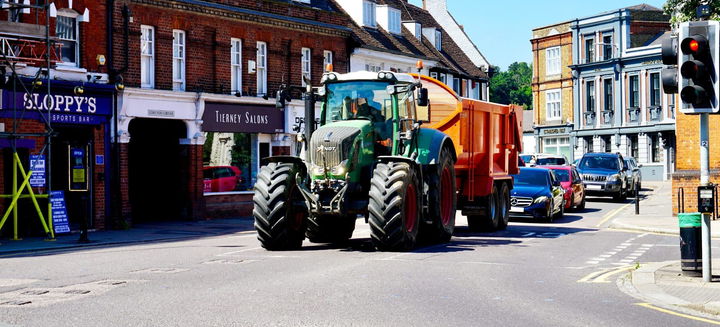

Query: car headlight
330;160;349;176
608;174;620;181
533;196;549;204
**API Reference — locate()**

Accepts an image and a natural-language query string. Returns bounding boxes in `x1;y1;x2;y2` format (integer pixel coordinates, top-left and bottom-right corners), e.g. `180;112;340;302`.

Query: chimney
423;0;448;11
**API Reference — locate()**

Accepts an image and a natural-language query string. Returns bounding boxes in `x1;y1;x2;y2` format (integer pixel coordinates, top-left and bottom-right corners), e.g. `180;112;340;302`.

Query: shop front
536;125;573;161
201;98;285;218
0;81;114;235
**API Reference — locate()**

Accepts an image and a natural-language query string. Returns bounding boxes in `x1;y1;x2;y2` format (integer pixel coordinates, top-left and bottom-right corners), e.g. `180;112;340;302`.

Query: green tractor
253;70;457;251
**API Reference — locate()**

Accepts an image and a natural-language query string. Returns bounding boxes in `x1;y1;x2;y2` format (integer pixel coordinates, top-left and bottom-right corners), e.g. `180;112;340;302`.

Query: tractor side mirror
275;89;286;109
416;102;429;124
417;87;429;107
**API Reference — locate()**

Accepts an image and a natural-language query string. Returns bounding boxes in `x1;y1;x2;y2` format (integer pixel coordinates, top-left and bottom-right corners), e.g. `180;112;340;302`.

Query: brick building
108;0;353;224
0;0;114;237
530;21;574;160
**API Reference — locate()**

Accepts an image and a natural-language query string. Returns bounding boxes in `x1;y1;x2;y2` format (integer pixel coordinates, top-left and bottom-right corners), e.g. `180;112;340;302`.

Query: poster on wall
29;154;46;188
69;146;88;191
50;190;70;234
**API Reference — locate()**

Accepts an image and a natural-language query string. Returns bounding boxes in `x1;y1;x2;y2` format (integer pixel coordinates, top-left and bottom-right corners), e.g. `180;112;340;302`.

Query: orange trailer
413;74;523;230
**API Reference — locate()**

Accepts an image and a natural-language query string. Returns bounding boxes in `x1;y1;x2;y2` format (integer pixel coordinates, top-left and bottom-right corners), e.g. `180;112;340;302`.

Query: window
439;73;447;84
430;72;438;79
365;64;382;72
8;0;22;22
629;75;639;107
172;30;185;91
650;72;661;107
363;1;376;27
231;38;242;94
56;12;79;66
585;137;594;153
203;133;253;193
435;29;442;51
603;34;613;60
585;81;595;113
388;8;401;34
603;79;613;111
629;134;639;159
453;77;460;95
651;134;661;162
323;50;333;71
301;47;311;86
141;25;155;88
543;137;571;159
585;37;594;63
546;89;561;120
256;41;267;96
602;135;612;153
545;46;560;76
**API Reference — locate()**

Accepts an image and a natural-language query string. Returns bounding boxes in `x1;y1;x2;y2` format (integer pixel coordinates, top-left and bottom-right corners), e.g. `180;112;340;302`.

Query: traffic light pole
700;113;713;282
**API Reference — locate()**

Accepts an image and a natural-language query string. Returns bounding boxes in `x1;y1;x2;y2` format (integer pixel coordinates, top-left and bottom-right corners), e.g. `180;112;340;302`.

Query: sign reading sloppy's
202;102;284;133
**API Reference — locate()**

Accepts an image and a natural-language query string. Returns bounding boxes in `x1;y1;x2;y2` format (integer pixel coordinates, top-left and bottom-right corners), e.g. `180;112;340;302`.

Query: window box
601;110;614;125
584;111;595;126
648;106;662;121
627;107;640;123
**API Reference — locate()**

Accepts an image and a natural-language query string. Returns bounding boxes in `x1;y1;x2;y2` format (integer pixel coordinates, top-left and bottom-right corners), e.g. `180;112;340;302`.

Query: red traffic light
681;35;708;55
690;40;699;52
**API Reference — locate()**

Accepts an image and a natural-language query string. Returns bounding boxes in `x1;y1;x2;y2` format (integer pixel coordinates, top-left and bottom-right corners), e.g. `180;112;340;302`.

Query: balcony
627;107;641;124
648;106;662;122
0;21;63;65
584;111;595;126
601;110;614;125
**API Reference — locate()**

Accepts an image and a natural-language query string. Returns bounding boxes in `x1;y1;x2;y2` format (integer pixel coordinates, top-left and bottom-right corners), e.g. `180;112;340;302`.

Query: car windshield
624;159;634;169
325;81;392;124
579;156;618;170
536;157;566;165
512;169;549;186
520;155;533;163
551;169;570;182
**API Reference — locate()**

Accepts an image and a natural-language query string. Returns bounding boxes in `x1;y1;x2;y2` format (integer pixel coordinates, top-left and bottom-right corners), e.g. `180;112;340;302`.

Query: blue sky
408;0;667;71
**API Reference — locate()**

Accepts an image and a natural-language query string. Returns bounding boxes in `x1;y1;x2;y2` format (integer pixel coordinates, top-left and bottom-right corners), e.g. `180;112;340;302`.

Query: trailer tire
422;148;457;243
369;162;420;251
306;214;356;244
497;183;510;230
468;185;500;232
253;162;307;250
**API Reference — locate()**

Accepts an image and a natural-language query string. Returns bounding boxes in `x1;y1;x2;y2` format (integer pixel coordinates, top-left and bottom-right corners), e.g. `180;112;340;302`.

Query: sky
408;0;667;71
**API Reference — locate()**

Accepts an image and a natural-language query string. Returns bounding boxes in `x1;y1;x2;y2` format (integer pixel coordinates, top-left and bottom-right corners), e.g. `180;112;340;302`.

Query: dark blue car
509;167;565;222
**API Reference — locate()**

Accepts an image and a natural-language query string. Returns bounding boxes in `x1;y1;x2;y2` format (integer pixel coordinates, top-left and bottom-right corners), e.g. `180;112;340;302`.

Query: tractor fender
261;156;308;176
415;128;456;166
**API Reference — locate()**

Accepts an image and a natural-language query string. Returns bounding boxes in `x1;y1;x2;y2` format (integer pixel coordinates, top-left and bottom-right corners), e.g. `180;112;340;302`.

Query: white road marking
216;247;263;256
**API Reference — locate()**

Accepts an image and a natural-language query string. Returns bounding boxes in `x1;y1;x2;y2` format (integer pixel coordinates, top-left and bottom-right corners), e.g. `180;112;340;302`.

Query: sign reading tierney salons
202;102;284;133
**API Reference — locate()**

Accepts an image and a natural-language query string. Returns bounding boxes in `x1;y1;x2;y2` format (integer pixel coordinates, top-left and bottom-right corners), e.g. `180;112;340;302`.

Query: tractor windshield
325;81;392;124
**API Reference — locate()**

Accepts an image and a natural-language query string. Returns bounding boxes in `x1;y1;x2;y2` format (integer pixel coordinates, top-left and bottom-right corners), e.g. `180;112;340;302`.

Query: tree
664;0;720;24
489;62;532;109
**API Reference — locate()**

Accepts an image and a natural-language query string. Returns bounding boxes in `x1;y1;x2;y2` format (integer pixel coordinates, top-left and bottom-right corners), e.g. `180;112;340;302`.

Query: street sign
29;154;46;188
50;191;70;234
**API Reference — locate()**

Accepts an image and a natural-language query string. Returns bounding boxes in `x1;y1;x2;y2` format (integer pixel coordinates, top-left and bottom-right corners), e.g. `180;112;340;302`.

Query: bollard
679;212;702;276
635;181;640;215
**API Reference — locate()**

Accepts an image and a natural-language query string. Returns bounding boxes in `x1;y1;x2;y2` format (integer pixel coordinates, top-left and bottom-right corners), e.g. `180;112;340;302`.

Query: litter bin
679;212;702;276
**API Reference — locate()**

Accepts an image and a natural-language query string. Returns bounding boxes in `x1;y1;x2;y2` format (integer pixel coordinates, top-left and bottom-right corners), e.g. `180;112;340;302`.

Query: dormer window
388;8;400;34
363;1;376;27
435;29;442;51
403;21;422;40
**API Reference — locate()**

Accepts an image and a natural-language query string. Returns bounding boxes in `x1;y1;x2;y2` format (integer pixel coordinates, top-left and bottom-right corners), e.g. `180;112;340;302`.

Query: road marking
596;203;632;227
216;247;263;256
578;265;634;283
635;303;720;325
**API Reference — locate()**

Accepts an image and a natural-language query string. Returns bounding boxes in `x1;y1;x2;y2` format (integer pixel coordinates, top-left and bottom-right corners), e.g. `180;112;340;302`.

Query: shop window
629;134;639;159
545;46;560;76
323;50;333;71
256;41;267;96
141;25;155;88
602;135;612;153
56;11;79;66
585;137;594;153
543;136;571;159
203;132;253;193
651;133;661;163
231;38;242;94
172;30;185;91
302;47;311;87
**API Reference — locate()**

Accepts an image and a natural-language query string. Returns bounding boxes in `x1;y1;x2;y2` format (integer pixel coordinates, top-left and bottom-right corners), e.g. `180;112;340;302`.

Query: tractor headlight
312;165;326;176
533;196;549;204
330;160;349;176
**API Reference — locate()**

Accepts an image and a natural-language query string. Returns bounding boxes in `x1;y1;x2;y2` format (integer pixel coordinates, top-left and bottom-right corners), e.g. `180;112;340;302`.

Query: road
0;194;711;326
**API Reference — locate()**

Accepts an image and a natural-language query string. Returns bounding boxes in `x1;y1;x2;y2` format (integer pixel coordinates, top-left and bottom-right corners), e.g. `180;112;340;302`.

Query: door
51;126;93;230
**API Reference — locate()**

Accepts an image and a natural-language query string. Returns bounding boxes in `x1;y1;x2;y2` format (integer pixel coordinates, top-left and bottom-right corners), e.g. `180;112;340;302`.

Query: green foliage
489;62;533;109
663;0;720;23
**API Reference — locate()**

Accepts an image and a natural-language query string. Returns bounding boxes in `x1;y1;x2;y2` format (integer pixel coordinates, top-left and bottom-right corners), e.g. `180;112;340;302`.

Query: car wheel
554;200;564;219
543;200;554;223
577;195;586;210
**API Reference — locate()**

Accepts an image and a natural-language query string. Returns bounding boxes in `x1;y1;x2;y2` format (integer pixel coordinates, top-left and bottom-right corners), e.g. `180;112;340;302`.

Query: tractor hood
309;121;369;177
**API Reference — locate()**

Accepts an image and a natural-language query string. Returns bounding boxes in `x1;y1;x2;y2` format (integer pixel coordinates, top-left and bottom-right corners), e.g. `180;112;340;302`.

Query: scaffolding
0;0;62;240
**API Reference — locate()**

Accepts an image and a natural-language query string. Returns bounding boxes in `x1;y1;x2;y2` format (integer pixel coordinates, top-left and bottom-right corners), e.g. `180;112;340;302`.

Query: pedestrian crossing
585;233;654;265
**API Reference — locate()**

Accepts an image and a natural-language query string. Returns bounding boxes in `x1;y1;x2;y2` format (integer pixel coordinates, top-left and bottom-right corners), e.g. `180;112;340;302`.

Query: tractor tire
253;162;307;251
497;183;510;230
421;147;457;243
368;162;421;251
306;214;356;244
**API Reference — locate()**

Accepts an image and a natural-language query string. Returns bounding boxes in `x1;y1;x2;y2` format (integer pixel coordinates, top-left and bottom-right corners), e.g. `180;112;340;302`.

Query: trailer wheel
369;162;420;251
422;148;457;243
306;214;356;244
253;162;307;250
497;183;510;230
467;185;499;232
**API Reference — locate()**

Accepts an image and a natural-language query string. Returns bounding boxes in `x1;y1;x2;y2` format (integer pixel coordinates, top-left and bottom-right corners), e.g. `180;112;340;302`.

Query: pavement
0;218;256;256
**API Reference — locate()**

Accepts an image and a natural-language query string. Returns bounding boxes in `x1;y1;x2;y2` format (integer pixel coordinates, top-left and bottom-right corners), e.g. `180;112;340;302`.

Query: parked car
203;166;242;192
624;157;642;196
520;153;569;166
509;167;565;222
539;165;586;211
576;152;628;202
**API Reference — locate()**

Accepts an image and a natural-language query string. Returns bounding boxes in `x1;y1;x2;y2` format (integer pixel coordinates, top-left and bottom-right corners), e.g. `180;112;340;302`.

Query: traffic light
678;21;719;114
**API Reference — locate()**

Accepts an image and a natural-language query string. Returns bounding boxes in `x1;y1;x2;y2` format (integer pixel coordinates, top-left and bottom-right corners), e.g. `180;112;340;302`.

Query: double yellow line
577;265;634;283
636;303;720;325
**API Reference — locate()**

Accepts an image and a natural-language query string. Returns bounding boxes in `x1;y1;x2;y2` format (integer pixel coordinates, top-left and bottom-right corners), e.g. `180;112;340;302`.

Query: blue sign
29;154;46;187
0;89;112;125
95;154;104;165
50;191;70;234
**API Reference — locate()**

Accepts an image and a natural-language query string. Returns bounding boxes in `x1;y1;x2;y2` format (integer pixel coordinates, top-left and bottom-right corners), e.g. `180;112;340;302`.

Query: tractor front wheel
369;162;421;251
253;163;307;250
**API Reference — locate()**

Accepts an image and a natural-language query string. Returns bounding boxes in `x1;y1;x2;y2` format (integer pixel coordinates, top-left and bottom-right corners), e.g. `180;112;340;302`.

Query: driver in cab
351;91;392;153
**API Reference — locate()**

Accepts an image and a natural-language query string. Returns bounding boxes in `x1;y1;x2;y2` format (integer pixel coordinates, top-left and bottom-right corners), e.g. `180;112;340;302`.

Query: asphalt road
0;194;711;327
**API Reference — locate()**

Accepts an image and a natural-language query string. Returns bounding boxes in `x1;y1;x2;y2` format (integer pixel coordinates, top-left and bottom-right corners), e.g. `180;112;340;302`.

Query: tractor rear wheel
253;162;307;250
369;162;421;251
306;214;356;244
422;148;457;243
